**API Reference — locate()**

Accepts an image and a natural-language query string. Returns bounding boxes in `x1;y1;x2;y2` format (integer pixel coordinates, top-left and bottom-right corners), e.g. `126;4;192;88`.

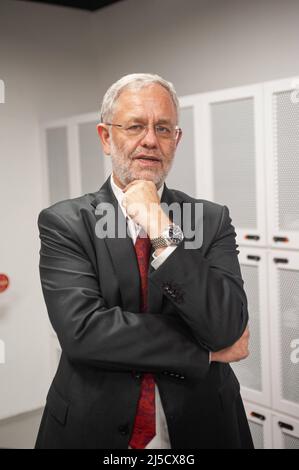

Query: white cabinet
273;414;299;449
42;112;110;206
166;96;200;197
269;250;299;419
197;84;267;248
244;401;272;449
232;248;271;407
265;77;299;250
245;403;299;449
43;123;70;205
195;79;299;445
74;113;111;195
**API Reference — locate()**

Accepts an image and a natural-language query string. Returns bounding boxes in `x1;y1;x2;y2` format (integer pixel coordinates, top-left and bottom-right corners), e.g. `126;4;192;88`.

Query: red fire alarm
0;274;9;293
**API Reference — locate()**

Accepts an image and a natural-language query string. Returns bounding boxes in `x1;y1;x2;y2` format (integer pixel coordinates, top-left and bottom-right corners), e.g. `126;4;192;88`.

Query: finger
123;180;143;192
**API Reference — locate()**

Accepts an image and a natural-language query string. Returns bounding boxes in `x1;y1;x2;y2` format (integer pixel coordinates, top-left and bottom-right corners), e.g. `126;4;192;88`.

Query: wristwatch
151;224;184;249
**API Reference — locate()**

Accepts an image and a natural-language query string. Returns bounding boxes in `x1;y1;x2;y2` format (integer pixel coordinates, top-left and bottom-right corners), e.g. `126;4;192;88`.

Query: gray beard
109;140;170;190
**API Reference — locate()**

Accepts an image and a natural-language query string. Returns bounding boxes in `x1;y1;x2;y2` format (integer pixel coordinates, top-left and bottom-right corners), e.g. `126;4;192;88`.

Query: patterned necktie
128;229;156;449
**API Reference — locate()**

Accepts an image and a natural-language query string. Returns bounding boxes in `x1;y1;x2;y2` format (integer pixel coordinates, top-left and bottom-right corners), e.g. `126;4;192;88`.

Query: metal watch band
150;236;169;249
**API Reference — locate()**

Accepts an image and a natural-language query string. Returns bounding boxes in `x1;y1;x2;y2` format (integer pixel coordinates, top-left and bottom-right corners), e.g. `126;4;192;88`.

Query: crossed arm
38;204;248;382
149;205;249;353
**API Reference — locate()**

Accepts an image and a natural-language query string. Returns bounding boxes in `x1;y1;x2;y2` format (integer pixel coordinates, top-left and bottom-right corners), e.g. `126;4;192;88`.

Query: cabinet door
273;414;299;449
269;250;299;418
43;113;110;204
244;401;272;449
74;113;111;195
265;77;299;250
198;85;266;247
231;248;271;407
166;96;200;198
44;124;70;204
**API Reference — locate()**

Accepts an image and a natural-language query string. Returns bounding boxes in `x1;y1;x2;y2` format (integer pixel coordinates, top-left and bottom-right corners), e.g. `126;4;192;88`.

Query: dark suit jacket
35;176;253;449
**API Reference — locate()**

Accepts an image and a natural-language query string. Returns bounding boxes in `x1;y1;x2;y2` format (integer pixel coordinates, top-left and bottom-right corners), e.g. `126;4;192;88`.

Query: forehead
113;83;177;120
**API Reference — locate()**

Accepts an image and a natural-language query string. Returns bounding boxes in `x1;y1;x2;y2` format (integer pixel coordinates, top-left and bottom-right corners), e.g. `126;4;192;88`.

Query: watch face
168;224;183;245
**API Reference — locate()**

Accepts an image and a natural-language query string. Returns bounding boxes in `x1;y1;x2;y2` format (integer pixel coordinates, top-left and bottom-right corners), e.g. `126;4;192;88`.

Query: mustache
110;140;163;161
131;149;162;160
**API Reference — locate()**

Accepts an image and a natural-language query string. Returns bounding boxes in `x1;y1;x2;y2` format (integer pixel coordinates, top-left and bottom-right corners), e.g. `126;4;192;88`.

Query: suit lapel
91;176;183;315
91;177;141;313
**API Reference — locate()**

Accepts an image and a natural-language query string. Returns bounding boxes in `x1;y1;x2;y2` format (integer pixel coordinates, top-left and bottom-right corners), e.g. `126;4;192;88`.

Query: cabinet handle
244;235;260;241
273;258;289;264
250;412;266;421
278;421;294;431
247;255;261;261
273;236;289;243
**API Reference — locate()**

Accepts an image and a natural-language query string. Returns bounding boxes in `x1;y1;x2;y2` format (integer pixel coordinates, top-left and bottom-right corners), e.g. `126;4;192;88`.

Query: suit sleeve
149;205;248;352
38;207;210;381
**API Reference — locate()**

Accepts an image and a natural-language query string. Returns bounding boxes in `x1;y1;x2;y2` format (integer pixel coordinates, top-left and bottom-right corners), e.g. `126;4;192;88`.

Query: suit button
118;424;129;436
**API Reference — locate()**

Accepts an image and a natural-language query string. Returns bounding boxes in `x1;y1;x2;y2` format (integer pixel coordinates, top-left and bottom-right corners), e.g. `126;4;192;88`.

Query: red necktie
128;230;156;449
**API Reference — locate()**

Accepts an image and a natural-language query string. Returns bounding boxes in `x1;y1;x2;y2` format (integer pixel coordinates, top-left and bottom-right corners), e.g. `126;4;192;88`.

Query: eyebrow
125;116;174;125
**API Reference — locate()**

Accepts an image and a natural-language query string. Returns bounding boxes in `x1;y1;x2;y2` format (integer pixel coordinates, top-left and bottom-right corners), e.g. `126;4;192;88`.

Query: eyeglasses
104;122;181;141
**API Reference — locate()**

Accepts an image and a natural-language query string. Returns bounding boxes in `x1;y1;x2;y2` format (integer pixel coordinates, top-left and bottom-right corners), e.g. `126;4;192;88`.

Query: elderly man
35;73;253;449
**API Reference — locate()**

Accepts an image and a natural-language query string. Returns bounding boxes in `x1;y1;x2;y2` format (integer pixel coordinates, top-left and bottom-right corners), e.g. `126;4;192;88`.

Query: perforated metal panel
232;264;262;391
46;126;70;204
166;106;196;196
249;421;264;449
210;98;257;228
78;121;105;194
278;269;299;404
283;433;299;449
273;91;299;231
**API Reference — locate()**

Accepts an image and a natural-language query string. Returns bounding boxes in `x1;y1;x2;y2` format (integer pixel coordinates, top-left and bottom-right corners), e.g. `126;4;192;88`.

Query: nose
139;125;159;149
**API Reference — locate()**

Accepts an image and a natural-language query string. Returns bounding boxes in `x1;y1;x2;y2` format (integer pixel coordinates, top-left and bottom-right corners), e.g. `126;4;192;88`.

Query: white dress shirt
110;174;173;449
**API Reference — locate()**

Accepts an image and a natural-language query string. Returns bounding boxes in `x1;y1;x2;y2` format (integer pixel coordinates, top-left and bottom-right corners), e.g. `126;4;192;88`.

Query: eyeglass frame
103;122;182;141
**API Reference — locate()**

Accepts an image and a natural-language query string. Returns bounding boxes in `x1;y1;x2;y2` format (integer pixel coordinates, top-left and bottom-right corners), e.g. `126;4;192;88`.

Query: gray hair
100;73;180;123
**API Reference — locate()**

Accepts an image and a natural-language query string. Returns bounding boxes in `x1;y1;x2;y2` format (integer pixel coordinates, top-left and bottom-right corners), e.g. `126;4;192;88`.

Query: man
35;73;253;449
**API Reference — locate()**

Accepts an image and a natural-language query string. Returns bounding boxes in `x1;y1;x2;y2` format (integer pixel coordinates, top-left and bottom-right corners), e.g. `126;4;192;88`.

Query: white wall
0;0;99;448
1;0;299;448
0;408;43;449
90;0;299;98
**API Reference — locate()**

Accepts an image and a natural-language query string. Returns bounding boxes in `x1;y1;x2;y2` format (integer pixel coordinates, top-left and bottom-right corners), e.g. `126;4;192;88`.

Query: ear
97;123;111;155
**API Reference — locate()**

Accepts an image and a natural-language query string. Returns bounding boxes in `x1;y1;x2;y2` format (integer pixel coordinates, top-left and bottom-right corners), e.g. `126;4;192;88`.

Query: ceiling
18;0;124;12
